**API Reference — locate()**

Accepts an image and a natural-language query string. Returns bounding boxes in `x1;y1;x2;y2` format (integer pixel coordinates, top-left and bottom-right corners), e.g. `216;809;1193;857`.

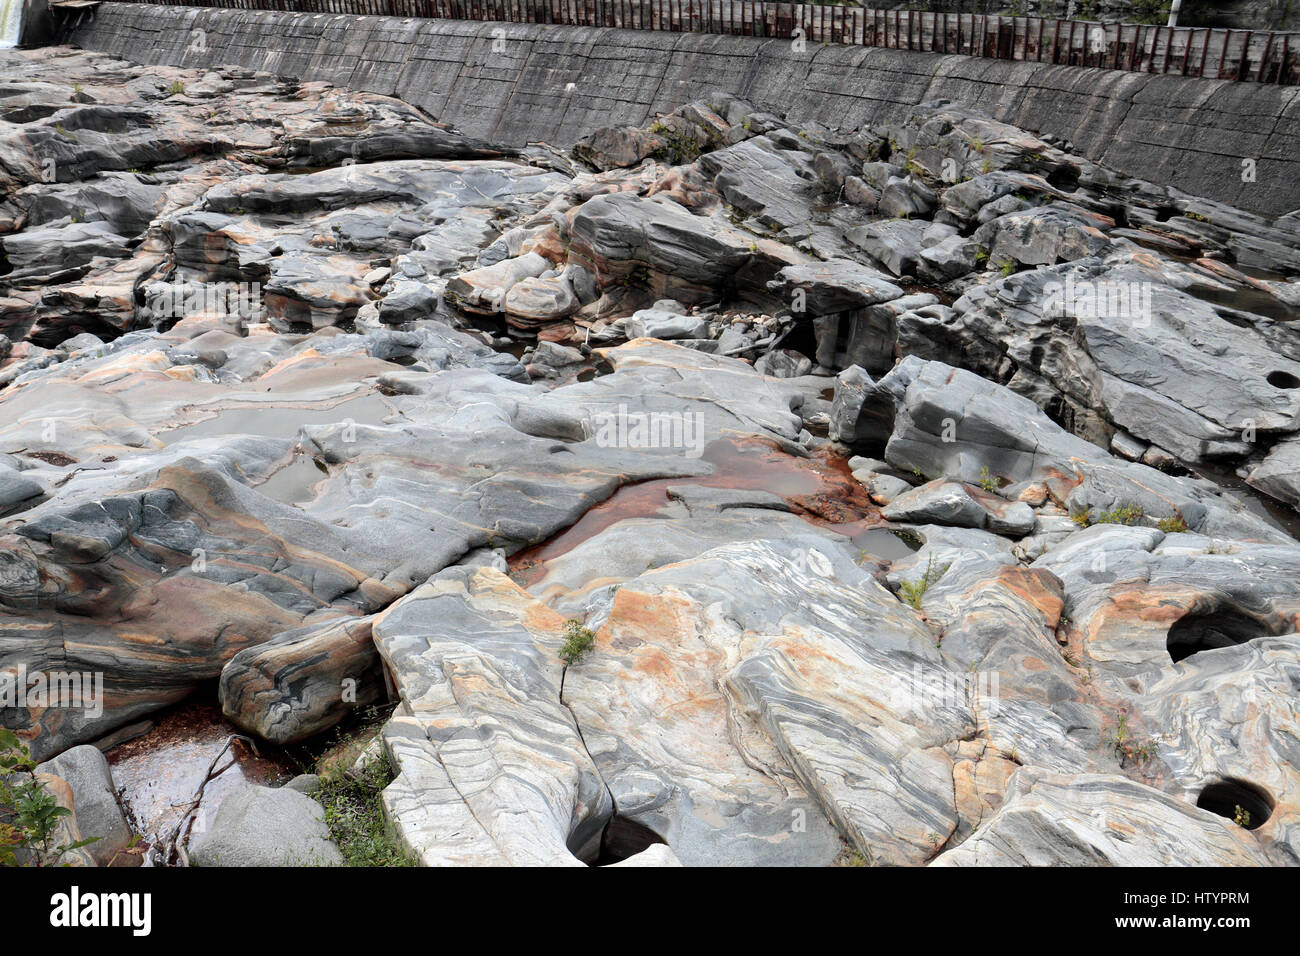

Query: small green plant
974;246;989;265
1105;712;1159;770
166;80;186;96
1070;509;1094;528
1156;515;1188;534
649;121;703;165
997;257;1017;278
903;147;924;177
0;728;98;866
897;555;950;611
560;620;596;667
976;465;1000;493
835;846;869;866
315;757;416;867
1097;503;1144;526
1233;805;1251;829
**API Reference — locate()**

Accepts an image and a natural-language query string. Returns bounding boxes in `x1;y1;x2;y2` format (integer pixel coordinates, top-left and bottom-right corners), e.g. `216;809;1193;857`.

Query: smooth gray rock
1247;436;1300;510
869;356;1288;543
767;259;903;314
284;774;322;795
35;745;133;867
934;770;1273;866
624;309;709;340
846;218;929;277
190;785;342;866
0;465;44;512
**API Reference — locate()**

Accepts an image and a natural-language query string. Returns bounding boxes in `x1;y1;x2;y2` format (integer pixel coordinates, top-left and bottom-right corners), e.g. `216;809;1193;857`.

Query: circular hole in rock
1267;370;1300;390
1166;605;1275;664
1196;779;1273;830
592;815;667;866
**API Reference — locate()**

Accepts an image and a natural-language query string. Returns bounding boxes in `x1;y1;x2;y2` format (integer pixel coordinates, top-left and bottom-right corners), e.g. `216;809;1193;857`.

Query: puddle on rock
255;454;331;505
106;695;296;864
1194;462;1300;542
849;526;923;561
159;392;394;446
1184;281;1298;324
509;438;879;584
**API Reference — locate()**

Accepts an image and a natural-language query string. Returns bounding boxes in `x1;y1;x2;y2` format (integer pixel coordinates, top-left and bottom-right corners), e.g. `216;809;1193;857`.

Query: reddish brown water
509;437;880;585
106;695;296;863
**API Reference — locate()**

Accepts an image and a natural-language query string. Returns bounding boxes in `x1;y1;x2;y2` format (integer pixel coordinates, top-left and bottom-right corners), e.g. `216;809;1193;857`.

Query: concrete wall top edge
62;2;1300;215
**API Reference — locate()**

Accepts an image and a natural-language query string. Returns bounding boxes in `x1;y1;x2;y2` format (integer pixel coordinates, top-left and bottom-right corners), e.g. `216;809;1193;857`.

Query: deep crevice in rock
1267;370;1300;390
1196;779;1273;830
591;815;667;865
1166;605;1278;663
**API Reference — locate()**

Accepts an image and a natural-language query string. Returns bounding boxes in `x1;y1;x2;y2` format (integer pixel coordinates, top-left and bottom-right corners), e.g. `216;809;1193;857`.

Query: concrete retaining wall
69;3;1300;215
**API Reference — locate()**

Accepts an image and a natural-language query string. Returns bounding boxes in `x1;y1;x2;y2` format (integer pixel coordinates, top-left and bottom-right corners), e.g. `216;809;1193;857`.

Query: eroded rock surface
3;47;1298;868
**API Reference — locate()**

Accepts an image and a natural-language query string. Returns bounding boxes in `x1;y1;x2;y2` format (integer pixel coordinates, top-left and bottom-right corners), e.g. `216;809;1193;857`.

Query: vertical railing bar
1258;31;1274;82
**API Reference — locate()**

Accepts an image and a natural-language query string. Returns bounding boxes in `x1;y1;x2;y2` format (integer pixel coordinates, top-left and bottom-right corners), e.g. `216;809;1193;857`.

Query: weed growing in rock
166;80;186;97
649;122;703;165
316;757;416;867
1097;503;1145;525
834;845;868;866
1105;712;1159;770
0;728;98;866
1156;516;1188;533
1234;805;1252;828
898;556;950;610
560;620;596;666
976;465;1001;492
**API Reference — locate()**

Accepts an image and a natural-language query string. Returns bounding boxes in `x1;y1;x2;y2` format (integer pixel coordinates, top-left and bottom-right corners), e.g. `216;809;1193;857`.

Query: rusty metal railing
116;0;1300;84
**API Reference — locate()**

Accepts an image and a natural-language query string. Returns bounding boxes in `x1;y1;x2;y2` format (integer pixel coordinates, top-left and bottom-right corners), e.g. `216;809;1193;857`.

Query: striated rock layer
2;47;1298;867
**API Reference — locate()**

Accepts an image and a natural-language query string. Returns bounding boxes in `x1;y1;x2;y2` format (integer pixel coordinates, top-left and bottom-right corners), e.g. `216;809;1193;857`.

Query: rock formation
2;45;1298;867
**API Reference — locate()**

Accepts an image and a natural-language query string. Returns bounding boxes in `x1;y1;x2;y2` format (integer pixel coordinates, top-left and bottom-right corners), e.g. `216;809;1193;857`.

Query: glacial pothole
591;815;668;866
1196;779;1273;830
1165;605;1281;664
